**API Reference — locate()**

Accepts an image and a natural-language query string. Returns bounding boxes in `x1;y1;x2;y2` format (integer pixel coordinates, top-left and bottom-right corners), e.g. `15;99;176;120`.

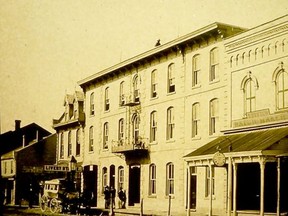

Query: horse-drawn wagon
39;178;80;214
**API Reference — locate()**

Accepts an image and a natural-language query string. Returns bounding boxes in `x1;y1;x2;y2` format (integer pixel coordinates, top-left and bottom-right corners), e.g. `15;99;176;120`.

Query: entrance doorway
83;165;98;206
190;175;197;209
128;164;140;206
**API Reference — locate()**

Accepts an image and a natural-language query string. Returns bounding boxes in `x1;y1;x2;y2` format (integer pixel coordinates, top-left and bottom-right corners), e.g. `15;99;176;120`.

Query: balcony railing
112;138;148;154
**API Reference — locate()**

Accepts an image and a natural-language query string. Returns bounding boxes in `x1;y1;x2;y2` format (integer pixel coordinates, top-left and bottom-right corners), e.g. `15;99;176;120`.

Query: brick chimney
15;120;21;131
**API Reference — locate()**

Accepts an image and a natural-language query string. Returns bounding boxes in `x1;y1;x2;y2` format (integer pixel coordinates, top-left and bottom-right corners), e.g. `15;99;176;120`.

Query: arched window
119;81;125;106
244;78;256;114
261;46;265;58
149;164;156;195
76;129;80;156
90;92;95;115
104;87;110;111
103;122;109;149
242;53;245;64
150;111;157;142
275;41;279;55
118;118;124;145
60;133;64;159
210;48;219;81
230;56;233;68
236;54;239;66
166;162;174;195
168;63;175;93
192;54;200;86
282;39;286;52
192;103;200;138
133;75;140;102
276;70;288;110
68;131;72;156
102;167;108;191
151;70;157;98
209;99;219;135
132;114;140;144
248;50;252;62
268;44;271;56
118;166;124;190
89;126;94;152
255;48;258;61
167;107;175;140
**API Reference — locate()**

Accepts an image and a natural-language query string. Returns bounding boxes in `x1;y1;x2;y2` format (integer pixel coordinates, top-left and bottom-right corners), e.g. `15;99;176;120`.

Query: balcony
53;112;85;129
112;138;149;156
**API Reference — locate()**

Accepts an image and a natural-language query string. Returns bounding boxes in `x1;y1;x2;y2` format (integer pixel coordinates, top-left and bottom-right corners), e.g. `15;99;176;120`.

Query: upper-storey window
76;129;80;156
210;48;219;82
276;70;288;110
90;92;95;116
60;133;64;159
244;78;256;114
104;87;110;111
151;70;157;98
168;63;175;93
119;81;125;106
118;118;124;145
133;75;140;103
89;126;94;152
192;55;200;87
132;114;140;144
209;99;219;135
167;107;175;140
103;122;109;149
68;131;72;156
150;111;157;142
192;103;200;138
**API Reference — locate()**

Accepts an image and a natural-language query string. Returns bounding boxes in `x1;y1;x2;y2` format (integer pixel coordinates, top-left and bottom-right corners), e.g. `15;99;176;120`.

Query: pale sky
0;0;287;133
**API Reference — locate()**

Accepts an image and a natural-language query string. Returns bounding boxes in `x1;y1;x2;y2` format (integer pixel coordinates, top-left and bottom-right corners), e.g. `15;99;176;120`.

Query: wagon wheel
50;197;61;213
40;195;48;212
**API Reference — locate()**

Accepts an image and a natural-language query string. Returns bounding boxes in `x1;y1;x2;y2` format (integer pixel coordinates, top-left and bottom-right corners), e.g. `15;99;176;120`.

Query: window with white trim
90;92;95;116
192;103;200;138
104;87;110;111
150;111;157;142
210;48;219;81
149;164;156;195
103;122;109;149
166;162;174;195
244;78;256;114
168;63;175;93
151;70;157;98
167;107;175;140
89;126;94;152
276;70;288;110
209;99;219;135
133;75;140;103
192;54;200;87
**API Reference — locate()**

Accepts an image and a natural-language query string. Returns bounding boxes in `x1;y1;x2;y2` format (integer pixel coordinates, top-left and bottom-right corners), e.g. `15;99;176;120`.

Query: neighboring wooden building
52;91;86;199
0;121;53;205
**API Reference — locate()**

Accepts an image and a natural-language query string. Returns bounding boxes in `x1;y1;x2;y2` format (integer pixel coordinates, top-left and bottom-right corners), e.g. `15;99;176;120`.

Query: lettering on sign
44;165;69;172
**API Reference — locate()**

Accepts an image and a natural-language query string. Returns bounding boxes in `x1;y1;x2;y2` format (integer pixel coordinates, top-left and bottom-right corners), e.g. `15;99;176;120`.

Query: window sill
167;91;176;96
192;84;201;90
149;141;158;145
209;79;220;84
166;139;175;144
191;136;201;141
165;195;175;199
204;196;216;200
148;195;157;198
150;96;159;100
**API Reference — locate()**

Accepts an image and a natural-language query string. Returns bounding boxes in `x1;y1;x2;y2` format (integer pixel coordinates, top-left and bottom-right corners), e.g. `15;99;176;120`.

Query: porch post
277;158;280;216
227;157;232;216
260;160;266;216
187;166;191;216
233;163;237;216
209;164;213;216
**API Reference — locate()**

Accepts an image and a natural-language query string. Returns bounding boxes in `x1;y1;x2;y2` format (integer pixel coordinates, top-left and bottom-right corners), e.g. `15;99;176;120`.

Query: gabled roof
184;127;288;158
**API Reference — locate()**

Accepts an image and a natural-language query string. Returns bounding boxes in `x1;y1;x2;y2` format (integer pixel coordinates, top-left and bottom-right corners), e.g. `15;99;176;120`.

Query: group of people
104;186;126;209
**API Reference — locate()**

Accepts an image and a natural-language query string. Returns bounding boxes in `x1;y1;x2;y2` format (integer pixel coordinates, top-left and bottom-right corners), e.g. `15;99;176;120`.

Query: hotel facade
53;15;288;216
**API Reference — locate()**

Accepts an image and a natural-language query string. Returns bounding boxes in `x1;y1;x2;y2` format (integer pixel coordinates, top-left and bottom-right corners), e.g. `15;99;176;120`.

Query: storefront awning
184;127;288;163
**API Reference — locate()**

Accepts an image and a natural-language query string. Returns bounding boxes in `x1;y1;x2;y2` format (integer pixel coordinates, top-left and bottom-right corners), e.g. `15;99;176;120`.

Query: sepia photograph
0;1;288;215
